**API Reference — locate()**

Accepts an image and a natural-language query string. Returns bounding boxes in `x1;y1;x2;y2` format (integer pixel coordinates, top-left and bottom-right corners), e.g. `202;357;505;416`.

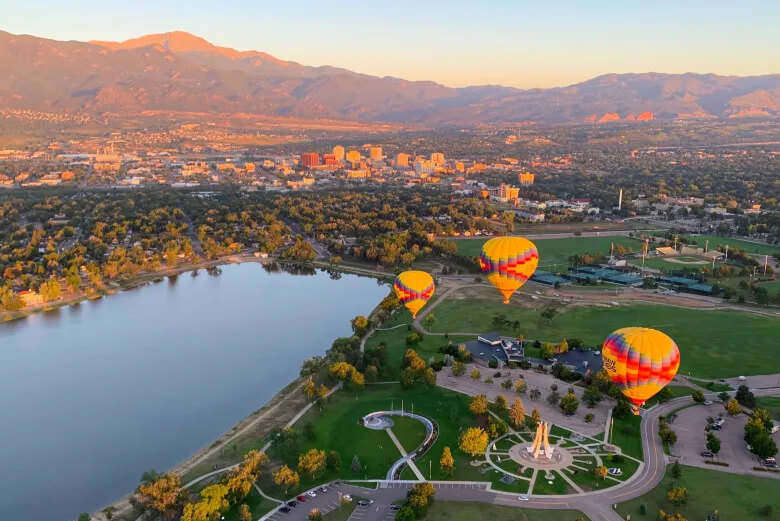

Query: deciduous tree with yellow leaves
509;397;526;428
272;465;300;493
298;448;327;479
469;394;489;415
136;473;185;520
439;446;455;475
459;427;488;456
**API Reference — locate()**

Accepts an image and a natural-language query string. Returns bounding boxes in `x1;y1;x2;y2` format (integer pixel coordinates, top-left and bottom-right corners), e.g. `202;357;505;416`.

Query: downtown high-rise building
332;145;345;161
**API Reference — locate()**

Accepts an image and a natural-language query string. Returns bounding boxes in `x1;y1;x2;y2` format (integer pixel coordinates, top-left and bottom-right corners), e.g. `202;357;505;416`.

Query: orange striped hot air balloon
601;327;681;415
478;236;539;303
393;270;435;319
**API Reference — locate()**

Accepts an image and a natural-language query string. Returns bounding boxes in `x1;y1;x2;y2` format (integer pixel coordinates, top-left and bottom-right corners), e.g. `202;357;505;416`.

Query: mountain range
1;30;778;125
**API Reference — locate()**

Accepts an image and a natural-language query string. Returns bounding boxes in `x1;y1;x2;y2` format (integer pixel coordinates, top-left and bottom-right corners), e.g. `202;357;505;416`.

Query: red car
297;495;307;502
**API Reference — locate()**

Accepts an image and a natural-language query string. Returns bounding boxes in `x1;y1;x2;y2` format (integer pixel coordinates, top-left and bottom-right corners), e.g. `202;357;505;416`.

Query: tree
298;449;326;479
725;399;741;416
349;369;365;389
692;389;705;403
440;446;455;475
486;416;508;439
181;484;229;521
459;427;489;456
78;514;90;521
546;389;561;406
136;472;185;520
751;431;778;460
666;485;689;507
350;455;362;474
422;313;436;330
540;307;558;323
303;377;316;399
560;392;579;414
395;506;415;521
671;460;682;479
452;361;466;376
531;409;541;427
706;433;721;457
529;388;541;400
351;315;369;335
584;413;594;423
592;465;608;480
659;428;678;447
232;504;250;521
326;450;342;472
469;394;489;415
514;379;527;394
272;465;300;493
509;398;526;428
470;368;481;381
583;386;602;408
735;385;756;408
494;394;508;411
718;391;730;403
226;450;268;501
308;508;323;521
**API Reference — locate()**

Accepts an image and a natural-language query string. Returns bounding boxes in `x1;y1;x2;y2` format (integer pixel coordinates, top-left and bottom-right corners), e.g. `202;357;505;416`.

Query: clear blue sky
3;0;777;88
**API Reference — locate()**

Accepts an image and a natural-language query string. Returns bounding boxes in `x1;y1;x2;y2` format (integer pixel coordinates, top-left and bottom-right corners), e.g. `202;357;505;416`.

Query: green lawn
688;235;780;256
390;415;428;453
364;309;470;379
454;236;644;271
687;378;732;392
430;300;779;378
323;498;361;521
221;489;278;521
532;473;575;495
271;384;491;494
644;385;697;407
617;464;780;521
756;396;780;422
422;502;590;521
609;414;643;460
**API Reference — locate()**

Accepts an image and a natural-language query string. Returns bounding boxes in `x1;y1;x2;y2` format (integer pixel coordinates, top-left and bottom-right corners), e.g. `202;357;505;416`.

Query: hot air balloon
479;236;539;303
393;270;435;319
601;327;681;414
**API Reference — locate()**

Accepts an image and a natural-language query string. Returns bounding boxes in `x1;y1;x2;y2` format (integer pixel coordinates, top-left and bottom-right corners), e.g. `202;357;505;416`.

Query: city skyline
3;0;778;89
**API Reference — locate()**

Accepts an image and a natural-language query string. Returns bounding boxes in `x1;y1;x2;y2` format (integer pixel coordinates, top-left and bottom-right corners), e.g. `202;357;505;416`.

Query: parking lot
670;402;780;478
264;482;495;521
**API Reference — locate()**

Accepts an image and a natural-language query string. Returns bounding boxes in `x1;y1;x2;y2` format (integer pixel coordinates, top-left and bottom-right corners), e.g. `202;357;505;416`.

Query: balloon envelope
479;236;539;303
393;270;435;318
602;327;681;414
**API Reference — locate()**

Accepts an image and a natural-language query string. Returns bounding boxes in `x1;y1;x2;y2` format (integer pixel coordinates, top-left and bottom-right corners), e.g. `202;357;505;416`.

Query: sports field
454;236;643;271
617;464;780;520
688;235;780;256
428;300;779;379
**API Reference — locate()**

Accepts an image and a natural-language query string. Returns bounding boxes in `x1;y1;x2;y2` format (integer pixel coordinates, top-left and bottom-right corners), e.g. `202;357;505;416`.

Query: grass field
609;414;643;460
222;489;278;521
644;385;697;407
429;300;779;379
756;396;780;422
422;502;590;521
687;378;732;392
390;415;428;452
364;309;470;379
688;235;780;256
616;464;780;520
454;236;643;271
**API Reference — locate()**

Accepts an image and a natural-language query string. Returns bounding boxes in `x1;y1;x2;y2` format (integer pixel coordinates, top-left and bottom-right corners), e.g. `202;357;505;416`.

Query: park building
463;332;524;366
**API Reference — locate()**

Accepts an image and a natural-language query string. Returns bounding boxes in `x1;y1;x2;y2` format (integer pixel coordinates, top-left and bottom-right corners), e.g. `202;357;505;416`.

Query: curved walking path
362;410;437;480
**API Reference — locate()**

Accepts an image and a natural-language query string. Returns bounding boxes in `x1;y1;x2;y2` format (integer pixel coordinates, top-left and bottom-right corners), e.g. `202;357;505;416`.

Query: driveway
440;364;613;437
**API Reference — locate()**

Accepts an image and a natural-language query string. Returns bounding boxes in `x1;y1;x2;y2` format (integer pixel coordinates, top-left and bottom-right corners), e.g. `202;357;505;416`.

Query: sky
2;0;778;88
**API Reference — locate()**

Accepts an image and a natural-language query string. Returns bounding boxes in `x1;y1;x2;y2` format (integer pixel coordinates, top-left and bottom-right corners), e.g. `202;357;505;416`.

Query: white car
307;491;317;498
738;376;746;381
607;468;623;476
517;495;529;501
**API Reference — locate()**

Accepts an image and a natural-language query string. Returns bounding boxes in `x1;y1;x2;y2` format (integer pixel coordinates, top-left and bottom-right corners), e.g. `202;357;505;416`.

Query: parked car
517;495;529;501
700;451;714;458
297;495;307;502
390;505;402;511
738;376;746;381
704;400;713;405
319;486;329;493
607;468;623;476
280;507;291;514
358;499;373;506
287;501;297;507
307;491;317;498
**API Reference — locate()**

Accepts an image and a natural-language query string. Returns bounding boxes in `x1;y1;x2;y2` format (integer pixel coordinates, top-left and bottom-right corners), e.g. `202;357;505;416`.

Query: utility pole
725;245;729;261
705;239;709;253
764;255;768;276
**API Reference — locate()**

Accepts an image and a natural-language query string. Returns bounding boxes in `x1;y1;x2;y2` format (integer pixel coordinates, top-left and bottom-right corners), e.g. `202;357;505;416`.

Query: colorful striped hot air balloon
478;236;539;304
393;270;435;319
601;327;681;415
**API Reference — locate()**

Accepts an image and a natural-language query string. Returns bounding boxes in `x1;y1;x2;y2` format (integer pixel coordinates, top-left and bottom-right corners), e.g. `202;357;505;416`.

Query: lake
0;263;388;521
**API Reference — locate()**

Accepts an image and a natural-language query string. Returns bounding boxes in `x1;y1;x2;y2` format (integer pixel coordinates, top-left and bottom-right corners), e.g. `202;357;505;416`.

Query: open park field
756;397;780;422
428;298;779;379
616;464;780;520
688;235;780;256
422;502;590;521
454;235;643;271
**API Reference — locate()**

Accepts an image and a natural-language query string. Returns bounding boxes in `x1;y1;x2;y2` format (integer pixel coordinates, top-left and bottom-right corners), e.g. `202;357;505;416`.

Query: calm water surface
0;263;388;521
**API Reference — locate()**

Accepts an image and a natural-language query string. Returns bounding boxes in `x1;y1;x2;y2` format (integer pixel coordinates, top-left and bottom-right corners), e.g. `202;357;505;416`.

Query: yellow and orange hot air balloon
479;236;539;304
601;327;681;414
393;270;435;319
